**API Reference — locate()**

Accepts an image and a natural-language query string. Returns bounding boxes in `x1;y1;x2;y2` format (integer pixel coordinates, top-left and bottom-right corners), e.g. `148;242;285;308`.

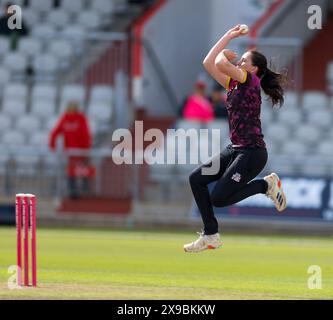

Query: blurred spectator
49;102;95;199
181;80;215;123
209;84;228;119
0;2;29;50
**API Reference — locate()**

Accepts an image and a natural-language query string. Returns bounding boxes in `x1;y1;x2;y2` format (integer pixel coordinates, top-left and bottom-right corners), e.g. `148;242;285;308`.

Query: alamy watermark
7;5;22;30
307;5;322;30
7;265;22;290
307;265;322;289
111;121;223;175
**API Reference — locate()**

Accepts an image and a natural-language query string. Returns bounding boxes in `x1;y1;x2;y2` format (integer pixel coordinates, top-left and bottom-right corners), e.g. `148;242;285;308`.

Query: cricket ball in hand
240;24;249;34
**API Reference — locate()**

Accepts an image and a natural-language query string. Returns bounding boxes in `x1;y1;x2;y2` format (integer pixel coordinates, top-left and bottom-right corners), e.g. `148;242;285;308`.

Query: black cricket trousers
189;144;268;235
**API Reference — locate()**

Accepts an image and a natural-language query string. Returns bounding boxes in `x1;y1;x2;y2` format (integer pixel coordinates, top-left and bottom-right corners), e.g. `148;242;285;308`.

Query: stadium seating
0;37;10;57
0;67;11;89
31;101;56;120
0;115;12;133
60;84;86;112
31;84;57;102
90;85;113;104
87;102;113;124
32;54;59;81
77;10;101;30
16;114;41;134
18;37;43;58
29;0;53;12
1;0;330;184
29;131;50;149
60;0;85;13
1;130;26;146
3;52;28;74
45;116;59;132
302;91;328;111
47;10;71;29
22;8;41;28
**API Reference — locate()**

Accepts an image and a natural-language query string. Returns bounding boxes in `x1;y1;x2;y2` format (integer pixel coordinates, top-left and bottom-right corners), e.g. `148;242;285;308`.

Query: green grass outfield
0;227;332;300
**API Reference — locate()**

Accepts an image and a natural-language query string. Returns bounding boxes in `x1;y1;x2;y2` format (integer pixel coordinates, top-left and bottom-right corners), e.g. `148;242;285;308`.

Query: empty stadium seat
264;137;280;155
32;54;58;80
265;123;290;145
284;91;299;108
18;37;43;57
77;10;100;30
22;8;41;28
294;125;321;147
16;115;41;134
88;118;98;135
48;40;73;60
317;141;333;157
305;110;332;129
29;131;49;148
90;85;113;104
31;24;57;38
0;115;12;133
87;102;113;123
2;100;26;117
276;109;303;127
303;91;328;110
91;0;115;15
0;153;10;174
0;67;10;88
45;116;59;131
30;0;54;12
60;0;85;12
3;53;28;74
3;0;24;6
31;100;56;119
260;106;274;124
1;130;26;146
61;25;85;54
0;36;10;57
300;156;329;177
47;9;70;29
3;83;28;101
266;157;295;176
281;140;308;156
61;25;85;39
60;84;86;112
32;84;57;102
14;154;41;176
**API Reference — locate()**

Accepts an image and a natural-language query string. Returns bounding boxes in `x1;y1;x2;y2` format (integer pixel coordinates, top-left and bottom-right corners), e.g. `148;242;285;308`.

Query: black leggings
189;144;268;235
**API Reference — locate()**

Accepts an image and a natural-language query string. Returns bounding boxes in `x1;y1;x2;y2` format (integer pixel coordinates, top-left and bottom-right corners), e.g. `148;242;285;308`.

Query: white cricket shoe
264;173;287;212
183;232;222;253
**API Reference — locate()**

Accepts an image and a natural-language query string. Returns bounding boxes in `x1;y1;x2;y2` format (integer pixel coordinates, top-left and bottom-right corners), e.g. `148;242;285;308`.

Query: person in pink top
182;80;214;123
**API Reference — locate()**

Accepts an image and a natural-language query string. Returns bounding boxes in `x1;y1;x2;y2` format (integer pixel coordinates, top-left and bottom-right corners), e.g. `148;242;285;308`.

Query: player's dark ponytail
251;51;288;107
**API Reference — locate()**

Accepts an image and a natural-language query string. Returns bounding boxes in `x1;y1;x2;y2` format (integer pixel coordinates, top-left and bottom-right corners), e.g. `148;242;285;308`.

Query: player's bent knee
211;192;228;208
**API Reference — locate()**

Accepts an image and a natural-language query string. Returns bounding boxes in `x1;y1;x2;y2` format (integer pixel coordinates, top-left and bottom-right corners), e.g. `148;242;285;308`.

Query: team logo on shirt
231;172;242;182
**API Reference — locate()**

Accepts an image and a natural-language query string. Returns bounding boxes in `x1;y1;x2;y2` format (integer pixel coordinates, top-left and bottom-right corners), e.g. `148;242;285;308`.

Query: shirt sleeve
239;71;251;86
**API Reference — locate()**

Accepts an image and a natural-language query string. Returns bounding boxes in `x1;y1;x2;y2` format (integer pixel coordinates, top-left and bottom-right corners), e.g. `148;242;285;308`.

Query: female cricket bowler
184;25;288;253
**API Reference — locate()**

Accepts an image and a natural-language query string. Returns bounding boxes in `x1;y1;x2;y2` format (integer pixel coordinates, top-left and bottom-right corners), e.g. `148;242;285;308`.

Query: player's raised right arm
203;25;243;89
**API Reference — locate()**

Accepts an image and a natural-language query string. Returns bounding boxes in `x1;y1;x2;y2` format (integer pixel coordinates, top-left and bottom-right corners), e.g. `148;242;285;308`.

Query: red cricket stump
23;195;29;286
16;193;37;287
28;194;37;287
15;194;22;287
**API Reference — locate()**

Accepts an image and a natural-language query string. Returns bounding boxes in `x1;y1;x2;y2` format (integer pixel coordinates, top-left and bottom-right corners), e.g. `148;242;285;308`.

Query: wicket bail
15;193;37;287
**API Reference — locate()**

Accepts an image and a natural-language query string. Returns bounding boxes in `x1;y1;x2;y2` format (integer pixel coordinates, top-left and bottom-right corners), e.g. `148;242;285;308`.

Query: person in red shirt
181;80;215;123
49;101;94;199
